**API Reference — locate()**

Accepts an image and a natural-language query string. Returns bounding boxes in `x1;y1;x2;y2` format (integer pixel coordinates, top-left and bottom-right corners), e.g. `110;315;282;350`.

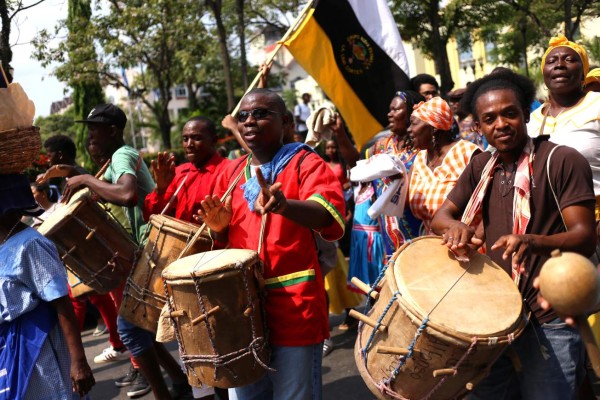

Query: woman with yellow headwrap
527;34;600;349
585;68;600;93
528;35;600;203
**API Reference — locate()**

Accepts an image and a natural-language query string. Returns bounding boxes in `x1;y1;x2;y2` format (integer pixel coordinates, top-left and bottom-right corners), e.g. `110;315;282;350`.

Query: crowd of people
1;32;600;400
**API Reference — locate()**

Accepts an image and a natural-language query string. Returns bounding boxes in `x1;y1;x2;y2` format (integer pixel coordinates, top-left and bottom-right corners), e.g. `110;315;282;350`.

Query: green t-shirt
104;145;154;245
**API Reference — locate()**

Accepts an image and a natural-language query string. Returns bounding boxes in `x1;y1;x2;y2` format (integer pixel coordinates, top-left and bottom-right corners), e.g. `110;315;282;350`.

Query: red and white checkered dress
409;140;480;233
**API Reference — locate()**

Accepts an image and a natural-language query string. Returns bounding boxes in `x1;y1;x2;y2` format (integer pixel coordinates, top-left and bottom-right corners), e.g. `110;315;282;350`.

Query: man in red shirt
198;89;345;400
144;116;230;221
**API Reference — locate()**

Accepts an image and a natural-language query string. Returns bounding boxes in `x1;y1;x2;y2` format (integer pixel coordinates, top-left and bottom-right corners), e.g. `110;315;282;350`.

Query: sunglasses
237;108;280;122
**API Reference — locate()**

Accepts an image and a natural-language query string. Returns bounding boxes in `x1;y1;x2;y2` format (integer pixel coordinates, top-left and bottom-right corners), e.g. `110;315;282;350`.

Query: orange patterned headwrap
584;68;600;87
541;34;589;77
412;97;453;131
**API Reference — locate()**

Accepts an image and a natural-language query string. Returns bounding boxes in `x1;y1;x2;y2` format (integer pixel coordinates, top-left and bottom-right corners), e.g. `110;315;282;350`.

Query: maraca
538;249;600;376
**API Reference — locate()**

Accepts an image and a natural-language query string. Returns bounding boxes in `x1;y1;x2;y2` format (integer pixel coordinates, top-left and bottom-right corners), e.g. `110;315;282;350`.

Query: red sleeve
143;165;186;221
297;152;346;241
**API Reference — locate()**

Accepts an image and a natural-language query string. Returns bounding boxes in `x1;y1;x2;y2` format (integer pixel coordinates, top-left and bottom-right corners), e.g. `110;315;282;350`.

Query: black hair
410;74;439;91
186;116;217;139
44;134;77;160
461;69;536;121
30;182;51;198
245;88;287;115
393;90;425;116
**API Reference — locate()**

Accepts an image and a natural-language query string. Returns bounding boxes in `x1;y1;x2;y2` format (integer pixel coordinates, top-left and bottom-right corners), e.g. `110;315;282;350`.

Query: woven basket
0;126;41;174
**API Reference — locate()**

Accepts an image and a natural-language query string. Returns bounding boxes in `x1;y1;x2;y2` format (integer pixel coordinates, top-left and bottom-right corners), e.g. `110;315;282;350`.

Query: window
174;85;187;99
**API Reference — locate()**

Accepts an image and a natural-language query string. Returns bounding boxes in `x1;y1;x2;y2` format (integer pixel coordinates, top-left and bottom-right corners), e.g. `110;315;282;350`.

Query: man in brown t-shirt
432;69;596;399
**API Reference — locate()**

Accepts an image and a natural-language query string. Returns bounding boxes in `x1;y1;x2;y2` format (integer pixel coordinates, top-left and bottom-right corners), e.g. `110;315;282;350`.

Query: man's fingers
270;182;283;194
471;236;484;245
256;169;269;191
224;195;233;210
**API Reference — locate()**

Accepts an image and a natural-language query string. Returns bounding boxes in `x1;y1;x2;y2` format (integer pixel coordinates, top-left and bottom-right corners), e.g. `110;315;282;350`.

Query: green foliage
390;0;510;92
34;107;78;143
584;36;600;65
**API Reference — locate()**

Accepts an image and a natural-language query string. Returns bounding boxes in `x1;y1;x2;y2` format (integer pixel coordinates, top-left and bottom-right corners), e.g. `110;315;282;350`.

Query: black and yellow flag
284;0;411;149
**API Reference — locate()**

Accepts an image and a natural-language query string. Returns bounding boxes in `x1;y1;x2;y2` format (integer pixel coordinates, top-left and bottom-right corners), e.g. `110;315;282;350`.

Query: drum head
394;236;523;337
162;249;259;281
37;193;86;235
149;214;198;234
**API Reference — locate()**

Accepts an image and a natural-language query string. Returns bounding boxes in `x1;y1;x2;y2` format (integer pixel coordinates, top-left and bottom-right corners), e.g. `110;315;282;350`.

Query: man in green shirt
66;104;191;399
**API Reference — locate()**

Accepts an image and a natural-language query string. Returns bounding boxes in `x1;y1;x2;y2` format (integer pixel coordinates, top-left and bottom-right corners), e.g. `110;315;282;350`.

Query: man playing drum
144;115;230;400
37;134;131;366
65;104;192;399
198;89;345;400
431;69;597;398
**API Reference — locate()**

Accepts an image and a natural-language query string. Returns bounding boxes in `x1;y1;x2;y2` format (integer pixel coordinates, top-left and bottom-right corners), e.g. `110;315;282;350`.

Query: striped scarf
461;138;534;285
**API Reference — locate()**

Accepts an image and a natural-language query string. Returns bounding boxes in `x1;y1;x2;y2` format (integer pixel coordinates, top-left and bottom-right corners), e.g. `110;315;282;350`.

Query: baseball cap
75;104;127;129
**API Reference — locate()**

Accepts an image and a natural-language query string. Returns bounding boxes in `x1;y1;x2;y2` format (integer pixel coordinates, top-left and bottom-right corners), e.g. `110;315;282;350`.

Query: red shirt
144;153;230;222
214;150;345;346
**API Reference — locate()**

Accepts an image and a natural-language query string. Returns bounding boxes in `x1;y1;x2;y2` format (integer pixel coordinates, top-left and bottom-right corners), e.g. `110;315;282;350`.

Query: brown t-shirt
448;139;595;323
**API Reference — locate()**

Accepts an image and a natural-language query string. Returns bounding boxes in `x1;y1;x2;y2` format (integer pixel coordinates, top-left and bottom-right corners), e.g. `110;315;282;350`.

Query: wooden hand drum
162;249;270;388
120;214;214;333
354;236;528;399
38;192;137;294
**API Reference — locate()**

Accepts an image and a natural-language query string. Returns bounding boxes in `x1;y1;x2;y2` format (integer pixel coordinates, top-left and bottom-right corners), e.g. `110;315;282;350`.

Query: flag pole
231;0;315;120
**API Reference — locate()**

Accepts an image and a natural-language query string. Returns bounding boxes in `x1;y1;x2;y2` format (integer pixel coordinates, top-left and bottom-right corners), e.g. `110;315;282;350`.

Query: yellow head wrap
584;68;600;87
541;34;589;78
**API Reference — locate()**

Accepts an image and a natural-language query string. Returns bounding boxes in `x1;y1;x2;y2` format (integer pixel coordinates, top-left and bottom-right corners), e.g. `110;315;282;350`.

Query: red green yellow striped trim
308;194;345;234
264;269;316;289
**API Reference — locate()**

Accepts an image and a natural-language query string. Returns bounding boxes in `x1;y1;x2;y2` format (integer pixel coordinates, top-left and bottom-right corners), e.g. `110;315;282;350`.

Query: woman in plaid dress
408;97;481;233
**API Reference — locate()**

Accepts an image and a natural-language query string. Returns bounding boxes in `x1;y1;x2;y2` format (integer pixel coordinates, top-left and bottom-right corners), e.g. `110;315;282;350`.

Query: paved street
81;312;375;399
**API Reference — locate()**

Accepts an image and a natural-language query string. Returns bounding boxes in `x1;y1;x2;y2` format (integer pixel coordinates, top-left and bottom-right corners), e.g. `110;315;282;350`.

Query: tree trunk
564;0;573;39
69;0;104;169
157;105;172;150
236;0;248;89
429;0;454;94
207;0;235;111
186;81;199;112
0;0;13;82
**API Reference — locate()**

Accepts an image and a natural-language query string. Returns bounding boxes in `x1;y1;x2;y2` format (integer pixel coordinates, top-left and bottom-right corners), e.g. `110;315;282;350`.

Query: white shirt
294;103;311;132
527;91;600;195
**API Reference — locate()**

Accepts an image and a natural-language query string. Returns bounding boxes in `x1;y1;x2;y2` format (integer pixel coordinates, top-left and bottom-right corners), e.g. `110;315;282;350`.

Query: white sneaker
94;346;130;364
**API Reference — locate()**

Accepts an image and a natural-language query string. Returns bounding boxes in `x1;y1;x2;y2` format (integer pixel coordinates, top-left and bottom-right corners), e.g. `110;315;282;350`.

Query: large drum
38;193;137;294
162;249;270;389
355;236;527;399
120;214;213;333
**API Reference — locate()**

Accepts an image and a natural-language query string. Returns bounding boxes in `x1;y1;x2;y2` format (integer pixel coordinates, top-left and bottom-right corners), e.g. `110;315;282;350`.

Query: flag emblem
341;35;374;75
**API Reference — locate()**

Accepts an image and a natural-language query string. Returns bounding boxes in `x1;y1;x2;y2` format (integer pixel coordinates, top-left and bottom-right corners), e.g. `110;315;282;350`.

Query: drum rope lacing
126;222;169;316
60;215;125;290
163;251;271;384
359;241;483;399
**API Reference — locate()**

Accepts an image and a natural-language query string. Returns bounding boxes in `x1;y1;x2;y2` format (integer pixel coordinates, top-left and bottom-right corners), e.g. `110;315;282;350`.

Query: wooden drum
38;192;137;294
68;269;95;298
120;214;213;333
162;249;270;389
355;236;527;399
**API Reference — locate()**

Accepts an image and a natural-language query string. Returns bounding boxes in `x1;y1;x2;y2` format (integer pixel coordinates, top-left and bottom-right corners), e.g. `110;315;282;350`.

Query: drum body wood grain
355;236;527;399
120;214;213;333
68;269;95;297
38;193;137;294
162;249;270;388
